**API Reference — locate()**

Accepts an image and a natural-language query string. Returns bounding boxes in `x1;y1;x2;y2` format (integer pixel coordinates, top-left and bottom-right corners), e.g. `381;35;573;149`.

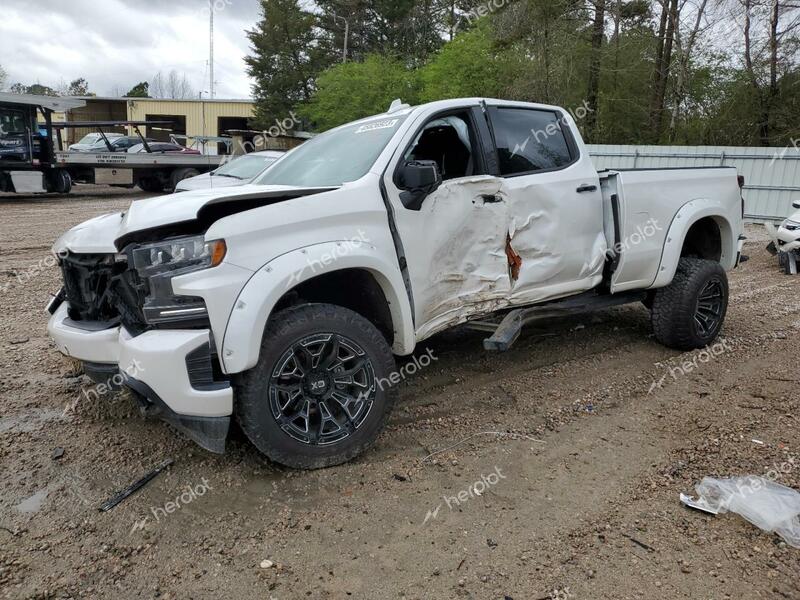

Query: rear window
490;108;573;175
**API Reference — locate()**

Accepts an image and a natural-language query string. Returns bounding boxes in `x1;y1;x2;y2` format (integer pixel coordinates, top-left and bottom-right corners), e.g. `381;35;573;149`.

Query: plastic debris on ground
681;476;800;548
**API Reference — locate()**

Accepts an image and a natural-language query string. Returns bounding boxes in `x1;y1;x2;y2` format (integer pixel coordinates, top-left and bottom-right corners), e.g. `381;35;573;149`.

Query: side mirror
398;160;442;210
793;200;800;210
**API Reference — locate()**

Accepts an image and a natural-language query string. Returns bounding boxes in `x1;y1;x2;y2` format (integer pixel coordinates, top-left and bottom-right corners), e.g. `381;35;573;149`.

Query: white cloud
0;0;261;98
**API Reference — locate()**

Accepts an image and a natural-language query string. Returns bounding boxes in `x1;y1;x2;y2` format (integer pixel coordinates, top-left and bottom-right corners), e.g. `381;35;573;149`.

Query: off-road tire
651;257;729;350
234;303;397;469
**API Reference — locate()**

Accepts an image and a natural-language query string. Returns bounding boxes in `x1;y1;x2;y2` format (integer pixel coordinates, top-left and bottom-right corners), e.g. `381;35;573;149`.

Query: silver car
174;150;285;192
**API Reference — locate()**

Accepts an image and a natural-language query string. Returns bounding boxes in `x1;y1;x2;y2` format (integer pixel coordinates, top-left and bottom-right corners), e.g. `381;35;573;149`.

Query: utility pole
209;0;215;99
332;13;349;63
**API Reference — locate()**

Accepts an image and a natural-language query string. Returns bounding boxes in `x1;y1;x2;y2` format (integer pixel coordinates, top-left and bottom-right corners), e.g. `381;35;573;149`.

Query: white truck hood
53;184;317;254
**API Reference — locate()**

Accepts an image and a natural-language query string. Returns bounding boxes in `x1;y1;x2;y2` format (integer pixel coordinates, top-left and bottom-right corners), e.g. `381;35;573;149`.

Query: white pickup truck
47;98;745;469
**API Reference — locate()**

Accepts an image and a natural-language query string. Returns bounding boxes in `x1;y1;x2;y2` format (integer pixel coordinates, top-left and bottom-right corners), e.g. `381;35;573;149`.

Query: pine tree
246;0;335;129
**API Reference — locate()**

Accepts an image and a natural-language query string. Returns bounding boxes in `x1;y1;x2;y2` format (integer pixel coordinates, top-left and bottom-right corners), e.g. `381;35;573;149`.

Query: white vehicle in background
68;132;124;152
46;97;745;469
766;200;800;274
175;150;285;192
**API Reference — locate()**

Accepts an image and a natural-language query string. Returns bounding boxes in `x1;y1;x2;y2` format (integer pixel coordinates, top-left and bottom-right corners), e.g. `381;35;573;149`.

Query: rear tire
137;176;163;193
234;303;397;469
650;257;729;350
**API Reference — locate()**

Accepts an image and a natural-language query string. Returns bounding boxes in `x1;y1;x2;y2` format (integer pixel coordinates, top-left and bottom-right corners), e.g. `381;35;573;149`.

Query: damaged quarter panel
608;168;741;292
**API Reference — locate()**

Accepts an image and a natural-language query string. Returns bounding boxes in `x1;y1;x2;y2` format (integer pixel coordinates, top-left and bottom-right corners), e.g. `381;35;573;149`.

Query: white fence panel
587;144;800;222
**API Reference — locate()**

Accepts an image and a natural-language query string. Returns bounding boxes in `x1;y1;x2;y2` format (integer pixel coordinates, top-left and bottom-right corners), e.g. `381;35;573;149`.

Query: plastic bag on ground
695;476;800;548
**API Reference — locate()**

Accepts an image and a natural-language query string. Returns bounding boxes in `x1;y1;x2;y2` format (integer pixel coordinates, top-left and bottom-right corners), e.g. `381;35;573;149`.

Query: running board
468;291;647;351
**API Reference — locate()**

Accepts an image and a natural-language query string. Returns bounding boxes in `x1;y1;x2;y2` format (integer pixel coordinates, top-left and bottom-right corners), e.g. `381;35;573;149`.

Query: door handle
576;184;598;193
481;194;503;203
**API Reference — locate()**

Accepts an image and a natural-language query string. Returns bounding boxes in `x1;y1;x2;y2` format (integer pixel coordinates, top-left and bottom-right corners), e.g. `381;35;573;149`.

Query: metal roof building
56;96;256;154
588;144;800;222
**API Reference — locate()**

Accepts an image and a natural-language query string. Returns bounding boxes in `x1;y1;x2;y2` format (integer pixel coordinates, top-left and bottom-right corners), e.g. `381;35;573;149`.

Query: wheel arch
650;199;736;289
221;242;416;375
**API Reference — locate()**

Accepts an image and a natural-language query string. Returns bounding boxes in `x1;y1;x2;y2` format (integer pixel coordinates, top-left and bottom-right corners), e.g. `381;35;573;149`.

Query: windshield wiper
215;174;243;179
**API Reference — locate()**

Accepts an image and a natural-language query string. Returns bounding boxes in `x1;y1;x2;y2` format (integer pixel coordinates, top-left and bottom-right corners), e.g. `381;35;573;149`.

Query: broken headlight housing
131;235;226;325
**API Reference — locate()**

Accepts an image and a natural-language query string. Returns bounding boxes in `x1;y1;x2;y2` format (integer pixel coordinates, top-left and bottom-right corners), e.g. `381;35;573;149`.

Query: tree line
245;0;800;146
0;70;198;100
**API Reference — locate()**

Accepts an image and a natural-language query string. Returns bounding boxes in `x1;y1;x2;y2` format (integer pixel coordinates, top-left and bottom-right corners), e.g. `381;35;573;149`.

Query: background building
58;97;256;154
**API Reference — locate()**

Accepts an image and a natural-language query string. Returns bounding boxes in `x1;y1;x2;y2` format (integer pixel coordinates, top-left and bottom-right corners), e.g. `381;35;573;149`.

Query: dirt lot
0;186;798;600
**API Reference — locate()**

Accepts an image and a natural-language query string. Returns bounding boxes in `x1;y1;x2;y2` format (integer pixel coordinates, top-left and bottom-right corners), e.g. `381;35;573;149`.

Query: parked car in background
73;136;150;153
175;150;285;191
68;132;124;152
127;142;202;155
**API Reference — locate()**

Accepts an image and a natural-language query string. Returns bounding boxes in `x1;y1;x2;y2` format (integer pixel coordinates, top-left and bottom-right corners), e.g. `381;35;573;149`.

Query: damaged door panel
485;105;608;305
393;176;514;339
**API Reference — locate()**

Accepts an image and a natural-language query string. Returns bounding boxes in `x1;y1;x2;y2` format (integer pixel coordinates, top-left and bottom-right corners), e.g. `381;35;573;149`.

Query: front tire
650;257;729;350
235;304;397;469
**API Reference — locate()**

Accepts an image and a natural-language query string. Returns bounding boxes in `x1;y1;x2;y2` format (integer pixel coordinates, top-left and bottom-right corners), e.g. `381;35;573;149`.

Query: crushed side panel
412;177;513;339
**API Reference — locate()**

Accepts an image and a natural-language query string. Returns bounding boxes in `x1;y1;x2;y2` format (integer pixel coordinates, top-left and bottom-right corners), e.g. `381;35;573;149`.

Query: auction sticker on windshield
355;119;399;134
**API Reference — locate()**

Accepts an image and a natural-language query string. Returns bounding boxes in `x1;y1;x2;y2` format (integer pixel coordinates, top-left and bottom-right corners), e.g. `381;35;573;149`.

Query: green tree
125;82;150;98
12;83;59;96
418;22;512;102
0;64;6;91
246;0;335;129
66;77;91;96
315;0;447;65
301;54;421;131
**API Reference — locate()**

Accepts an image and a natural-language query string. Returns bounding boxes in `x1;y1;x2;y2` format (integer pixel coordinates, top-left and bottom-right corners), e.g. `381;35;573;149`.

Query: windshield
76;133;101;145
215;154;278;180
253;115;407;187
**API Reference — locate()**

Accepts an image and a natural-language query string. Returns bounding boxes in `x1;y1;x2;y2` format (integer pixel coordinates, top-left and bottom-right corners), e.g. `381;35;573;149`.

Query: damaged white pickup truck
47;98;746;468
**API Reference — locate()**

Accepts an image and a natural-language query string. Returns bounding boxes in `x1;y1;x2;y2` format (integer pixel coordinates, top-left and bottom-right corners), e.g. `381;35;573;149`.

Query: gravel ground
0;186;798;600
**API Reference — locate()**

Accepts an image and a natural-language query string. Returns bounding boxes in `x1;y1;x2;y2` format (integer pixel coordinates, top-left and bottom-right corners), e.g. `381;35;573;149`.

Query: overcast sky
0;0;262;98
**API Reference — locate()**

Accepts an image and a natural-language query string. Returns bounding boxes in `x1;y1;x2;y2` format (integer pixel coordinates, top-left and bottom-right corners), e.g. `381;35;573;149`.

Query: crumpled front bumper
47;302;232;452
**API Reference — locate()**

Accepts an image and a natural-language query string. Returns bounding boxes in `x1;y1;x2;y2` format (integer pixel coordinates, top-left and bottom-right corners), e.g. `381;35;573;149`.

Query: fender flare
220;241;416;374
649;198;736;289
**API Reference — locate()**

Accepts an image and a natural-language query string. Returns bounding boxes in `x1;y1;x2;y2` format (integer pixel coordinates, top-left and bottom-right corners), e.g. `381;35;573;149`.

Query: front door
382;107;511;339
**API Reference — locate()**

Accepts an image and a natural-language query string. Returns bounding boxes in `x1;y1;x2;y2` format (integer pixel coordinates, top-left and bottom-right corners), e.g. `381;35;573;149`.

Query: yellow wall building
58;97;256;154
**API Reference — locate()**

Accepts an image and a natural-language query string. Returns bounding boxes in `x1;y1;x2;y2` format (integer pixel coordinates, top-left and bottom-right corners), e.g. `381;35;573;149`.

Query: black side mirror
793;200;800;210
398;160;442;210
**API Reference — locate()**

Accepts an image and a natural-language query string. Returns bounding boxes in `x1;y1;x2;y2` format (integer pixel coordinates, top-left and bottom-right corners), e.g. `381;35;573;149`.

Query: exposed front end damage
48;249;233;453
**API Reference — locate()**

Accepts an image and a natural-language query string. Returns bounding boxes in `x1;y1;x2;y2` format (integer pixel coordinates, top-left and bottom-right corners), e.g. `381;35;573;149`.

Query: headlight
783;220;800;231
131;235;226;325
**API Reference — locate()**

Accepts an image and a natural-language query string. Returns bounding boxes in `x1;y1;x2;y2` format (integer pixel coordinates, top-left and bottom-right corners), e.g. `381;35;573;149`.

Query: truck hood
53;211;125;254
53;184;333;254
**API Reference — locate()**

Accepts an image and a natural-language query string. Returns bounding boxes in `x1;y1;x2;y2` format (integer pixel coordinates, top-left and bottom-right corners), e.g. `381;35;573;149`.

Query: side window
0;109;26;137
404;114;476;181
490;108;573;176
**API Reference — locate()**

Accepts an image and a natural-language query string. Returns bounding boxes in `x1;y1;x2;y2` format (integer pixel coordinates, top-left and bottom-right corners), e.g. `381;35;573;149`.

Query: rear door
485;104;607;304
